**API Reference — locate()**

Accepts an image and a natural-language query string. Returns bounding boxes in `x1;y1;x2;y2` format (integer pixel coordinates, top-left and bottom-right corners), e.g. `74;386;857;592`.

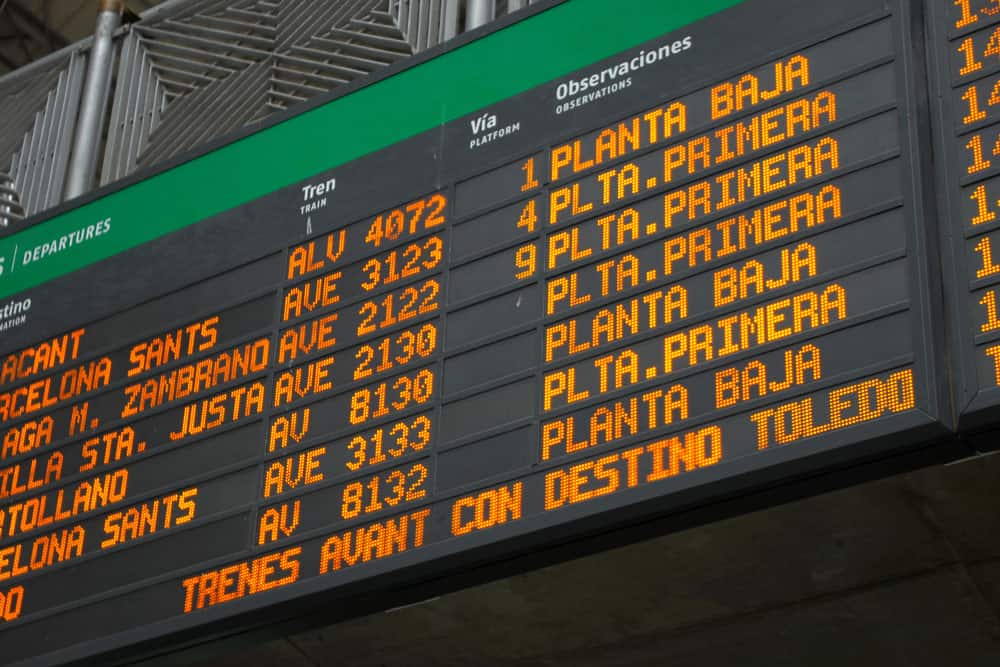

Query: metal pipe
442;0;460;41
465;0;493;31
64;0;124;200
508;0;527;11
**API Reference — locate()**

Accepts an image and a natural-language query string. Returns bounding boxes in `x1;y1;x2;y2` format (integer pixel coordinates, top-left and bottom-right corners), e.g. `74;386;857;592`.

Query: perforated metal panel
0;50;86;227
0;0;530;225
102;0;484;185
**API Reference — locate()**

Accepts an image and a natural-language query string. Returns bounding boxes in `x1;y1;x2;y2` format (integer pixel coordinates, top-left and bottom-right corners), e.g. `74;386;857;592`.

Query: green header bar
0;0;742;300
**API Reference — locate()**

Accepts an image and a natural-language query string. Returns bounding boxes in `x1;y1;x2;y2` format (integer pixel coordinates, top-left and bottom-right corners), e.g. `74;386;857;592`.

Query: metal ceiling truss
0;0;542;227
103;0;435;183
103;0;547;185
0;49;86;227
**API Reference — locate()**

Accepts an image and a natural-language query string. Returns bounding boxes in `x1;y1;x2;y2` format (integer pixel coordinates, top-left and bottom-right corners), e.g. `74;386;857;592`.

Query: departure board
928;0;1000;437
0;0;952;664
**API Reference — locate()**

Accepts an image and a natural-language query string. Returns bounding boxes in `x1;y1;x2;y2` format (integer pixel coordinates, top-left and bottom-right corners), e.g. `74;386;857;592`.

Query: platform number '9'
515;244;537;280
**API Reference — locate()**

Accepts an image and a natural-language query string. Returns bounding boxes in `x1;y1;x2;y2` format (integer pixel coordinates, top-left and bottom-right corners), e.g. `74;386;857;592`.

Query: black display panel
0;0;953;664
927;0;1000;441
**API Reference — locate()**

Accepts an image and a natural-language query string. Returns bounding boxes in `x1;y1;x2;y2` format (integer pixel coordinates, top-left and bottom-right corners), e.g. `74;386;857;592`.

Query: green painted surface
0;0;742;300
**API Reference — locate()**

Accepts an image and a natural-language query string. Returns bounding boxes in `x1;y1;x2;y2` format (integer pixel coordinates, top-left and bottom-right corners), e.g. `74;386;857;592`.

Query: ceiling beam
0;44;22;71
5;0;71;51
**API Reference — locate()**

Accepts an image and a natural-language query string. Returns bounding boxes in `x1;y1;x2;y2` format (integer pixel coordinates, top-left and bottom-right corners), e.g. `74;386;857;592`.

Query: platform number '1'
521;157;540;192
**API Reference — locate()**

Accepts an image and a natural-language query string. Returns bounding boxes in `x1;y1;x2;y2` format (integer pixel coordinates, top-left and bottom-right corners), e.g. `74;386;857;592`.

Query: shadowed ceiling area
0;0;164;74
